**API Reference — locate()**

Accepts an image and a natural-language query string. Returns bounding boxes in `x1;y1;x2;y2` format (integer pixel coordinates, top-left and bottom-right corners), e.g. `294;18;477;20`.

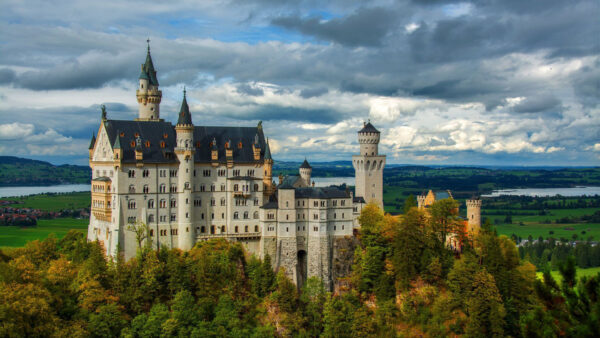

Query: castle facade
87;45;387;289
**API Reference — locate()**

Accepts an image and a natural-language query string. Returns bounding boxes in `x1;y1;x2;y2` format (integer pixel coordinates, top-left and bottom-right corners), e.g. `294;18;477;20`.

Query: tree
392;207;427;288
403;194;417;214
465;270;506;338
428;199;460;247
126;220;151;251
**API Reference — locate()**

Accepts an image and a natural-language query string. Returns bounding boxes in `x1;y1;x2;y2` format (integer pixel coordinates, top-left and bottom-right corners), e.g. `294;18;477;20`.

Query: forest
1;202;599;337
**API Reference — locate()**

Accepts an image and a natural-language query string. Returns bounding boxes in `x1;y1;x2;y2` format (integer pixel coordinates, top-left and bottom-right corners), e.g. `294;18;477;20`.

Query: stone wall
331;236;359;292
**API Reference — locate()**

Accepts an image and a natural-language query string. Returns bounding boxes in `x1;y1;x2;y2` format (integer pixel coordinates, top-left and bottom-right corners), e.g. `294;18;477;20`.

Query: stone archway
297;250;307;289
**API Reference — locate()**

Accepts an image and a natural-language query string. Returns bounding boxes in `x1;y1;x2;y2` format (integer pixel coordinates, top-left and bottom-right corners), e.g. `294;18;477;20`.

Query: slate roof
103;120;267;164
88;133;96;149
300;158;312;169
261;201;278;209
177;90;192;125
139;46;159;86
264;139;272;160
294;186;350;199
358;121;380;133
279;175;301;188
353;196;366;203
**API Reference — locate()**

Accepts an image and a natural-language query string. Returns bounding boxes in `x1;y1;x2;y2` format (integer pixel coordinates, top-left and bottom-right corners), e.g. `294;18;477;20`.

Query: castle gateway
87;45;391;289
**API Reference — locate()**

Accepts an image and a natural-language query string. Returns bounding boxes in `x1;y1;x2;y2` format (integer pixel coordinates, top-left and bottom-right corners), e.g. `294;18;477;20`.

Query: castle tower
277;185;298;285
466;198;482;234
352;120;386;209
299;158;312;187
263;138;274;196
136;41;162;121
417;195;426;209
174;89;195;250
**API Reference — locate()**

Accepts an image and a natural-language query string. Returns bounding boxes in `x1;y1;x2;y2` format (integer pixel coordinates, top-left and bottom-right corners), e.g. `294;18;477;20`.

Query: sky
0;0;598;166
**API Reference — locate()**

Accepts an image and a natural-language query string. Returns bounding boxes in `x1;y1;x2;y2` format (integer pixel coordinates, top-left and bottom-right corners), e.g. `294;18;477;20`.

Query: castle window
203;170;211;177
120;132;125;137
222;213;224;219
334;213;336;219
253;183;259;191
160;141;165;148
194;199;201;207
267;213;274;220
244;211;249;219
201;213;204;219
193;170;196;177
200;184;205;192
130;141;135;147
234;184;239;191
143;185;149;194
341;200;345;206
253;211;259;219
211;198;216;206
211;184;215;192
314;201;318;207
149;229;154;236
332;200;337;207
134;132;139;138
159;199;166;208
170;185;177;193
342;213;344;219
314;227;318;232
233;169;240;176
142;169;149;177
169;169;177;177
159;184;166;193
128;170;135;178
221;184;226;191
148;199;154;208
129;185;135;193
248;170;254;177
286;201;289;208
334;226;337;231
163;133;168;139
235;226;238;233
170;199;176;208
211;226;215;234
238;141;243;149
220;226;225;233
286;215;289;220
254;226;259;232
245;225;249;233
201;226;205;233
148;215;154;223
128;200;136;209
313;214;318;220
221;198;226;206
234;212;239;219
170;214;176;221
145;141;150;148
218;169;226;177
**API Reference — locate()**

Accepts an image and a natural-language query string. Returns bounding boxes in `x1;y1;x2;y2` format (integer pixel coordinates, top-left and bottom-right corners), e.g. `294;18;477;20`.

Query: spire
176;87;192;126
139;39;159;86
101;105;107;120
264;138;272;160
300;157;311;169
113;131;121;149
88;133;96;149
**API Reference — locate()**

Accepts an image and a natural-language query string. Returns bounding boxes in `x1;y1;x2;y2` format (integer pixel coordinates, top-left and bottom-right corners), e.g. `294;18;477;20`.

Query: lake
482;186;600;197
312;177;354;187
0;184;90;198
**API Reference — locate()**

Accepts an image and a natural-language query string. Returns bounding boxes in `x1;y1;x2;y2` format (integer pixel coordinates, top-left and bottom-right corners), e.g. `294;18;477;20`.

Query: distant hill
0;156;90;187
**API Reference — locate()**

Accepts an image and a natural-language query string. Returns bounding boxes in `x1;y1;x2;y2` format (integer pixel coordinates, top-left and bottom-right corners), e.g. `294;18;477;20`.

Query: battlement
466;199;482;208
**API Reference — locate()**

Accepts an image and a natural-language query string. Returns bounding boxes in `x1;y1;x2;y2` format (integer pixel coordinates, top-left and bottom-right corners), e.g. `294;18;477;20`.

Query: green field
494;222;600;241
6;191;90;211
536;266;600;284
0;218;88;248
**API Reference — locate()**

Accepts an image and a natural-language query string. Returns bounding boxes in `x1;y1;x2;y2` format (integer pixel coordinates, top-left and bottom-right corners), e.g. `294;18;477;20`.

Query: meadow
0;218;88;248
536;266;600;284
5;191;90;211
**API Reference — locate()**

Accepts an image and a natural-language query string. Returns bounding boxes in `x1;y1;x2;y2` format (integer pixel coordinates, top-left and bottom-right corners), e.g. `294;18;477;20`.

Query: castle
87;44;390;289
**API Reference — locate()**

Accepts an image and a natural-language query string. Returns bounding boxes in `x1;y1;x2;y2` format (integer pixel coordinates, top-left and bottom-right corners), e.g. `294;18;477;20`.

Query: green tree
428;199;460;247
403;194;416;214
465;270;506;338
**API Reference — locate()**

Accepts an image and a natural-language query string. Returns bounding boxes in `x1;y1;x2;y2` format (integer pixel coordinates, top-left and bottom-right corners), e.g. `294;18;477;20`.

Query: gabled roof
176;89;192;126
295;186;349;199
264;138;272;160
300;158;311;169
359;121;380;133
103;120;268;164
88;133;96;149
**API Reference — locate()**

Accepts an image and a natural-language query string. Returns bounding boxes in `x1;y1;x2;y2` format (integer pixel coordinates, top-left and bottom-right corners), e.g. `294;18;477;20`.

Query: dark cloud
218;104;342;124
236;83;264;96
0;68;16;84
512;96;562;114
272;7;398;47
299;86;328;98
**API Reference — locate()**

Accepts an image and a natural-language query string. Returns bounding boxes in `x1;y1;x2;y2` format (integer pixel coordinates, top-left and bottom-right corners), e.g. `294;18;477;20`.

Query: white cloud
0;122;35;140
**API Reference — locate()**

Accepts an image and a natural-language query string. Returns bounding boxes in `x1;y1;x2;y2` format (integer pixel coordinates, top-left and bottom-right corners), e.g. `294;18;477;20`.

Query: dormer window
145;141;150;148
196;141;201;148
130;141;135;147
237;141;242;149
134;132;139;138
160;141;165;148
120;132;125;137
163;133;168;139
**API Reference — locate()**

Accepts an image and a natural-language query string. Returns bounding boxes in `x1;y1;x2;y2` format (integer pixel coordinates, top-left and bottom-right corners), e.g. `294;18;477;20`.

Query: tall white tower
352;120;386;209
136;41;162;121
466;198;482;235
299;158;312;187
174;89;195;250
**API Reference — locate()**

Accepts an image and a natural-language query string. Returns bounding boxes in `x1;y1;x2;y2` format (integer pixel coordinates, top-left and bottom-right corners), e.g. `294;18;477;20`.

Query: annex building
87;45;390;289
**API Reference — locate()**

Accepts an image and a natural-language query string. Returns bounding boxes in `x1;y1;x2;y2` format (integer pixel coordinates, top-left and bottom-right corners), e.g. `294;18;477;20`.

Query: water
312;177;354;187
0;184;90;198
482;186;600;197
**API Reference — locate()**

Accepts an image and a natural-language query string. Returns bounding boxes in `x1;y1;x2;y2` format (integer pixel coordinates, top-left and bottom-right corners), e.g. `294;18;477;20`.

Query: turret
88;133;96;159
136;40;162;121
263;138;274;196
417;194;426;209
358;120;380;156
466;198;482;234
299;158;312;187
174;89;195;250
352;120;386;210
113;130;123;161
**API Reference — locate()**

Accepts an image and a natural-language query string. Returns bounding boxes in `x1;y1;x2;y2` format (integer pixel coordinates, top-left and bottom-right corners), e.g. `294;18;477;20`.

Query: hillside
0;156;90;187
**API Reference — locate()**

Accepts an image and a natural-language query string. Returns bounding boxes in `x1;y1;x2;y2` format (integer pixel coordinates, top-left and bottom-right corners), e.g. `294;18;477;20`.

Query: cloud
512;95;562;114
0;123;35;140
272;7;399;47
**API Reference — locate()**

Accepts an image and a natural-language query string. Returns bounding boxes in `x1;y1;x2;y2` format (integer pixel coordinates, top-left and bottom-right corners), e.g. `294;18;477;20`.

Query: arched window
129;185;135;193
253;184;259;191
159;199;166;208
253;211;259;219
148;199;154;208
234;184;239;191
211;198;216;206
221;226;226;233
148;214;154;222
243;211;249;219
170;199;177;208
254;225;259;232
128;200;136;209
233;212;239;219
143;185;149;194
221;198;226;206
235;226;239;233
159;184;166;193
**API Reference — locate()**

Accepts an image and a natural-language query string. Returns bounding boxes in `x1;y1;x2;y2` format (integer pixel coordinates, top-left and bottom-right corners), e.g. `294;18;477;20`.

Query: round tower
466;198;482;234
174;89;195;250
352;120;386;209
136;40;162;121
299;158;312;187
